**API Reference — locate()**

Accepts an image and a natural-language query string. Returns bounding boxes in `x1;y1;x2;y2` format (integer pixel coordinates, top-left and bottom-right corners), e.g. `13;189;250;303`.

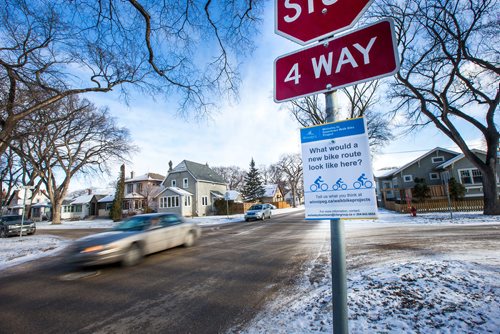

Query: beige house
157;160;227;216
124;172;164;213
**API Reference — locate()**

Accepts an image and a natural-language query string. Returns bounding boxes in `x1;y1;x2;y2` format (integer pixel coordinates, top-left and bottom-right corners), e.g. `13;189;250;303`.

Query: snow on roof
98;194;115;203
124;192;144;199
263;184;277;198
225;190;241;200
156;187;193;197
374;167;399;178
70;195;94;205
125;172;165;183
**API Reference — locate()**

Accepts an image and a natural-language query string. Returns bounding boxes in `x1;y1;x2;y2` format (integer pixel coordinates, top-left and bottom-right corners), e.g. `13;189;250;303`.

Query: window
171;180;177;187
159;196;180;208
106;203;112;211
202;196;208;206
136;183;142;193
184;196;191;206
429;173;440;180
183;178;189;188
432;156;445;163
458;168;482;185
127;184;133;193
403;175;413;182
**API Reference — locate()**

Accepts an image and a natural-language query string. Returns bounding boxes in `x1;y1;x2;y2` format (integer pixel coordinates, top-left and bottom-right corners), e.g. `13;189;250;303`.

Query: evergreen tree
448;177;466;201
242;158;265;202
413;177;431;202
110;164;125;221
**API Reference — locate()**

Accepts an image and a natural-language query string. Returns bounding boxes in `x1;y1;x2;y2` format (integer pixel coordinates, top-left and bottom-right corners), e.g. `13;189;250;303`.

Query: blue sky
72;3;486;191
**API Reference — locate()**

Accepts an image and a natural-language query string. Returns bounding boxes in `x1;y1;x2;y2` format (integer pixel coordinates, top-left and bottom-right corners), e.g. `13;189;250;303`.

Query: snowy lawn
1;208;499;333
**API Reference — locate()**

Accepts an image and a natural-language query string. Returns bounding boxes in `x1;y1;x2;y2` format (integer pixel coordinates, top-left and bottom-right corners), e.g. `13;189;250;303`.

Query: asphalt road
1;212;498;334
0;211;329;334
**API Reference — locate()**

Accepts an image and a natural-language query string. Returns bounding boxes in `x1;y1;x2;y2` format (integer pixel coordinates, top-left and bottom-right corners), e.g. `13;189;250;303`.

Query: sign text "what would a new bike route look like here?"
301;117;378;220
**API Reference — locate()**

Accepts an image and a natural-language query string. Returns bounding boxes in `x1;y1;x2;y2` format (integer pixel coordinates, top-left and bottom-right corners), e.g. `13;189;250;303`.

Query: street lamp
20;185;35;238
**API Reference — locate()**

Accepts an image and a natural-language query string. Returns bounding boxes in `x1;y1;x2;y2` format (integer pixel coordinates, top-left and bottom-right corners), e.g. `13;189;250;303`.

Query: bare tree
286;83;394;151
372;0;499;215
275;154;303;207
212;166;246;191
12;96;136;224
0;0;263;156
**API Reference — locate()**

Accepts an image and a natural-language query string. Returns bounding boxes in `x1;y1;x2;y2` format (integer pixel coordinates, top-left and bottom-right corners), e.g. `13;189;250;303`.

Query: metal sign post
20;186;34;238
325;91;348;334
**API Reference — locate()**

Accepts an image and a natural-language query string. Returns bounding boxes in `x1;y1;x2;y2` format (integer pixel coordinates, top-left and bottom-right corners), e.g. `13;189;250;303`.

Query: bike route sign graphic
301;117;378;220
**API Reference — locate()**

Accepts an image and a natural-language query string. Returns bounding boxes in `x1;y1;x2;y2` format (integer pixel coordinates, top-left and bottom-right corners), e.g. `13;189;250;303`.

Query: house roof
156;186;193;197
435;149;486;169
225;190;241;201
124;192;144;199
98;194;115;203
376;147;460;178
169;160;226;184
210;190;225;198
125;172;165;183
70;194;94;205
263;184;278;198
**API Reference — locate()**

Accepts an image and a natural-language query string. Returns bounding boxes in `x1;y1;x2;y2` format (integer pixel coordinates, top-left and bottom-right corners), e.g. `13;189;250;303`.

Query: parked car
0;215;36;238
66;213;201;267
244;204;272;221
265;204;277;210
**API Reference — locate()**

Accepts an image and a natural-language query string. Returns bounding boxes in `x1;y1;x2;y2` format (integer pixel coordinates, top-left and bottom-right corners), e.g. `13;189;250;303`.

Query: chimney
87;189;92;195
168;161;173;172
130;171;135;179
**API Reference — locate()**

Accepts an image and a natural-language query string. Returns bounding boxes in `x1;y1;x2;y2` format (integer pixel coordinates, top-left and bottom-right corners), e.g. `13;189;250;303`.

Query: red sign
275;0;374;45
274;20;399;103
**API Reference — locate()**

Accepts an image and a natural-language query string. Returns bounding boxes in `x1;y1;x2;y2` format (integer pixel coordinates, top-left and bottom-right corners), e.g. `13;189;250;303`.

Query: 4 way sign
274;19;399;102
275;0;374;45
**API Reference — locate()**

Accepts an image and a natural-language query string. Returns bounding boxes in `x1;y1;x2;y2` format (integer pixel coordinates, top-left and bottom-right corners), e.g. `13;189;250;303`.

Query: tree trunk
482;167;500;215
51;201;63;224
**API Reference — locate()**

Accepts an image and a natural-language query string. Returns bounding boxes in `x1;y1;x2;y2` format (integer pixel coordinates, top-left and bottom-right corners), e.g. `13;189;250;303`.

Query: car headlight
8;225;15;229
81;245;105;253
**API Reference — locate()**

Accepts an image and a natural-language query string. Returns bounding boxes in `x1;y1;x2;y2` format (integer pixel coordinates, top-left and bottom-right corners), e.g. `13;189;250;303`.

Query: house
97;194;114;217
284;190;303;206
435;149;500;198
375;147;500;204
262;184;284;203
4;188;50;218
157;160;227;216
61;193;105;220
124;172;164;213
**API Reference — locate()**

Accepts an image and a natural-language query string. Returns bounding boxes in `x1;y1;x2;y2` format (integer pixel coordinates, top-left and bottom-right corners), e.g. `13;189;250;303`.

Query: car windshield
1;216;20;222
249;205;262;210
113;216;152;231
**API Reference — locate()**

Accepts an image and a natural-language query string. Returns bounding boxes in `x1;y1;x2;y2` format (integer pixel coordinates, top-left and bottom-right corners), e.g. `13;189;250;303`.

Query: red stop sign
275;0;374;45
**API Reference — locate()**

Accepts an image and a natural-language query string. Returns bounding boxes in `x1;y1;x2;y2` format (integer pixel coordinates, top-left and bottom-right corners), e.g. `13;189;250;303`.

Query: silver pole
20;188;29;238
325;90;348;334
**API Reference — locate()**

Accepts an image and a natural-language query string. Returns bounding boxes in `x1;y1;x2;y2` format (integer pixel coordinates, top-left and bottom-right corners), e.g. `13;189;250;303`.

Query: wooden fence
384;199;484;213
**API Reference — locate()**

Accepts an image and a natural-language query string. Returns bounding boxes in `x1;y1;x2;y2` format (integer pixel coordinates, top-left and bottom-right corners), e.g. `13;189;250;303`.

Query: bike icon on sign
353;173;373;189
310;176;328;192
332;178;348;191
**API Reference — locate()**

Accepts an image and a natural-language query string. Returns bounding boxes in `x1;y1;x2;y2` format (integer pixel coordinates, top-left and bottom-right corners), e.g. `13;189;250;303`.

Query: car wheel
122;244;143;267
0;228;7;238
245;218;249;222
29;229;36;235
183;232;196;247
